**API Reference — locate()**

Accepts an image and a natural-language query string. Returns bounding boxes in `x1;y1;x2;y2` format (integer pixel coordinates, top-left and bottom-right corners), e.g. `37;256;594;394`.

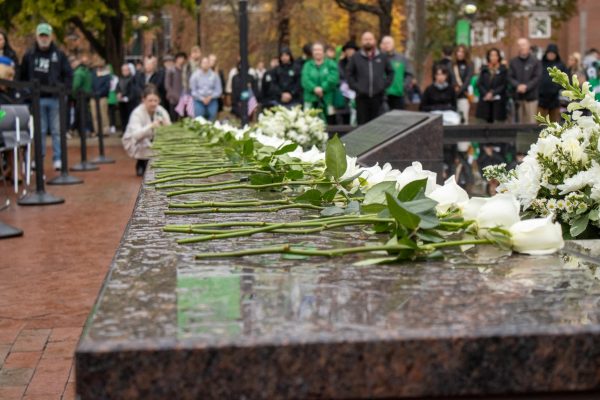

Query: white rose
396;162;438;195
362;163;401;189
536;135;561;158
341;156;364;181
509;217;564;255
561;136;585;162
462;197;488;221
476;193;521;229
427;176;469;213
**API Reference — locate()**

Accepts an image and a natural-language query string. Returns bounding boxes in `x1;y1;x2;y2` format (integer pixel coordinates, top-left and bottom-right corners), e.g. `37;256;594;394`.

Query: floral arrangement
152;115;564;264
485;67;600;239
254;106;328;150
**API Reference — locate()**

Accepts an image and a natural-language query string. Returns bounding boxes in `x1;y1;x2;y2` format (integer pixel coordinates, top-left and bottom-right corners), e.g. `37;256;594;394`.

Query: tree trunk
348;10;358;42
414;0;426;85
378;12;392;36
276;0;291;50
103;14;124;69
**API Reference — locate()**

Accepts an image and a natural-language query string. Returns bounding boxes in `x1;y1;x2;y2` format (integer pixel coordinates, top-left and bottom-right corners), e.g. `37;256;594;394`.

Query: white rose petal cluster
490;70;600;236
255;106;328;149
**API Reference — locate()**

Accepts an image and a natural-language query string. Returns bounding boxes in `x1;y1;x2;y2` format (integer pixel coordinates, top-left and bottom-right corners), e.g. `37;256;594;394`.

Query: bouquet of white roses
484;67;600;238
254;106;328;150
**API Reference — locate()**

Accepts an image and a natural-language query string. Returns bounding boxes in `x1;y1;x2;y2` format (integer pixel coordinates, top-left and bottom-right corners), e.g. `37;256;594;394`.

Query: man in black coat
346;31;394;125
135;56;167;108
508;38;542;124
20;23;72;170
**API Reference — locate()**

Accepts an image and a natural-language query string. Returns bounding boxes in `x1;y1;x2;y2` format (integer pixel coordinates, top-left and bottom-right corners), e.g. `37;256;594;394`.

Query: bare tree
334;0;394;37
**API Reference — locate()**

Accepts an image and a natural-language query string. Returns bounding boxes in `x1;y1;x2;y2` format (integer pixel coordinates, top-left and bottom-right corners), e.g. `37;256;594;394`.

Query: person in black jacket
452;45;473;124
264;47;301;108
231;64;259;119
476;48;508;123
346;31;394;125
117;63;139;131
508;38;542;124
20;23;72;170
420;65;456;112
0;31;19;76
135;56;167;107
538;44;567;122
433;45;455;86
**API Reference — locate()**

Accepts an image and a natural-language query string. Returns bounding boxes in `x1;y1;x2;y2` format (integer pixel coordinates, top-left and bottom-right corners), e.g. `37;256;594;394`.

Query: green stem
195;238;493;259
166;180;329;197
165;203;324;215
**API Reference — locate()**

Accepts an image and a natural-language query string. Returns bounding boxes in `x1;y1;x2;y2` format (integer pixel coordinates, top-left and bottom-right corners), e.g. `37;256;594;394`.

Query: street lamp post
456;1;477;46
196;0;202;47
239;0;250;126
137;14;149;57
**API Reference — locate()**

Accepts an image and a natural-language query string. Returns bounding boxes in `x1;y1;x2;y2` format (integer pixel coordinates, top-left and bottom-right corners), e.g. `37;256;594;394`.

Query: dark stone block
341;110;444;178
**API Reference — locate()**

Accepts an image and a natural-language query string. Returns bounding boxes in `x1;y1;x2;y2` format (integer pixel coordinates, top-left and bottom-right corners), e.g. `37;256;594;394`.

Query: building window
471;18;506;46
529;13;551;39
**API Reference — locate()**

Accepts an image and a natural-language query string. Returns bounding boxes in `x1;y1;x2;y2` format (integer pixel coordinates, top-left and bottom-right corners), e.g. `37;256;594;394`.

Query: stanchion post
91;94;114;164
48;84;83;185
18;79;65;206
70;91;98;172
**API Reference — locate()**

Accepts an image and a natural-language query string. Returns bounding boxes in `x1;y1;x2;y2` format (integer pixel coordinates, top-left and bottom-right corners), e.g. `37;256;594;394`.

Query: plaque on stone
341;110;444;178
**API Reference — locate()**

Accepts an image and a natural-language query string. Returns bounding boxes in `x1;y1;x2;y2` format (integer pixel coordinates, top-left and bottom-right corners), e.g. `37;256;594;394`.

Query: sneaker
53;160;62;171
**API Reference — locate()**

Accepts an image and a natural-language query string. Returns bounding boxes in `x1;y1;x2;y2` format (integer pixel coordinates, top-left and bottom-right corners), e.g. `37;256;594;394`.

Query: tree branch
335;0;383;16
68;16;107;58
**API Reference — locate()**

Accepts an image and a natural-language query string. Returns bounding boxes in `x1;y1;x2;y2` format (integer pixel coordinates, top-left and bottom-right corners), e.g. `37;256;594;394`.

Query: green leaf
416;210;440;229
571;213;590;237
294;189;322;206
285;170;304;180
321;188;338;203
402;198;438;214
320;206;345;217
398;178;428;202
361;204;387;214
416;229;444;243
274;143;298;155
364;181;398;205
385;193;421;230
325;135;347;180
249;174;273;185
344;201;360;215
242;140;254;157
589;209;599;222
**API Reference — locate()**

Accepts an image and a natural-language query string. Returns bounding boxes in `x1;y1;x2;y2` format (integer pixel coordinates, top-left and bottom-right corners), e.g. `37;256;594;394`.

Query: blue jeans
194;99;218;121
40;97;61;162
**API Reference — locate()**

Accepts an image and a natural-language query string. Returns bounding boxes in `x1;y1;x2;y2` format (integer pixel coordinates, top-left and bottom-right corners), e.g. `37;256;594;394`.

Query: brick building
469;0;600;71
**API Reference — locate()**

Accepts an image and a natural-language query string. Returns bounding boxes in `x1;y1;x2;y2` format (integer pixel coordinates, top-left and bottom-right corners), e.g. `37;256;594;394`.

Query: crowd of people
1;22;599;181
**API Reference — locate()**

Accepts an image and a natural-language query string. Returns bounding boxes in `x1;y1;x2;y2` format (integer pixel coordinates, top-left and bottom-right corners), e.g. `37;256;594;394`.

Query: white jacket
122;104;171;160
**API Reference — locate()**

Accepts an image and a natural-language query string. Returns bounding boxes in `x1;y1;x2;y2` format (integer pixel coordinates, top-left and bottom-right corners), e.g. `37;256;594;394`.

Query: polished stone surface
77;166;600;399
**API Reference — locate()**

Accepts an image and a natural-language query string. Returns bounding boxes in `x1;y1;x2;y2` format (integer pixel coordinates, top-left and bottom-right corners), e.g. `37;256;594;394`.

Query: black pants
356;94;384;125
119;102;134;131
387;95;405;110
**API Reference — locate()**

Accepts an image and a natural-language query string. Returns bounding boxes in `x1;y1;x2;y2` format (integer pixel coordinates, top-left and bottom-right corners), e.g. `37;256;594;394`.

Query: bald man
508;38;542;123
380;35;414;110
346;31;394;124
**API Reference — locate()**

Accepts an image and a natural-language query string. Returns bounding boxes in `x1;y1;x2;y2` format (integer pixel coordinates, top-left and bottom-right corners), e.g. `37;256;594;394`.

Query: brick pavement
0;141;139;399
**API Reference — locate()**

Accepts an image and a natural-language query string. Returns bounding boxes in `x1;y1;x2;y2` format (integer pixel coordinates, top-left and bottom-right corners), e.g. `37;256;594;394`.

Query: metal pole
239;0;249;126
48;84;83;185
70;91;98;171
196;0;202;47
91;94;115;164
18;79;65;206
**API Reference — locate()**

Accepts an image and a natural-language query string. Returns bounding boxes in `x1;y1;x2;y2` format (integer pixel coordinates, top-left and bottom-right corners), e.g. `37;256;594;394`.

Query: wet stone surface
77;167;600;399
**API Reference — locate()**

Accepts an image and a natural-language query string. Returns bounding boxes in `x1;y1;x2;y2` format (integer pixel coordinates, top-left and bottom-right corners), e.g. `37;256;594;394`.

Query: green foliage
325;134;347;181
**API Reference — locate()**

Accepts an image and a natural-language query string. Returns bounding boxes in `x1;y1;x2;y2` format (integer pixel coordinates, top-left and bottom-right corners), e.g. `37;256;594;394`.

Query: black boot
136;159;148;177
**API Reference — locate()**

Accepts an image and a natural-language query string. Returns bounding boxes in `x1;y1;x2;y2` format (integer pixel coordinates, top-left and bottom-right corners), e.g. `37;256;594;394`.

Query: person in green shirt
301;42;339;124
71;55;93;136
380;35;413;110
